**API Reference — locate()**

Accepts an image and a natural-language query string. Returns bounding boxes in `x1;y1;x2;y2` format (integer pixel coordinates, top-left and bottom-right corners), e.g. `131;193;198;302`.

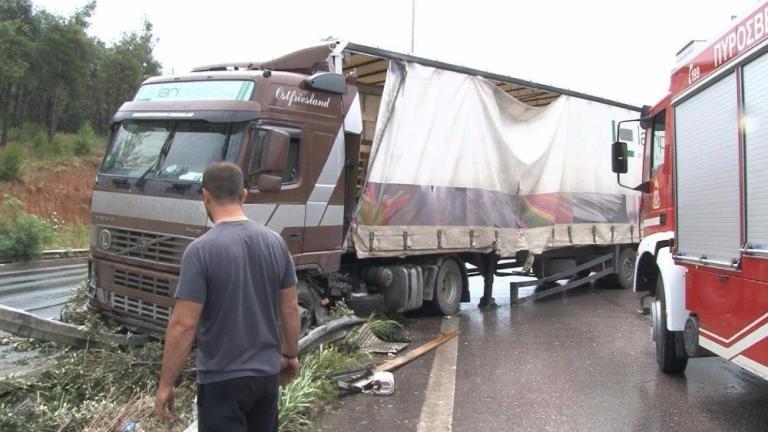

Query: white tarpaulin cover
352;62;641;258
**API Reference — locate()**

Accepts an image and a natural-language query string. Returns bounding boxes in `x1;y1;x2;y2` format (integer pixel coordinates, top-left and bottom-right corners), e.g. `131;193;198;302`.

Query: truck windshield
100;120;245;182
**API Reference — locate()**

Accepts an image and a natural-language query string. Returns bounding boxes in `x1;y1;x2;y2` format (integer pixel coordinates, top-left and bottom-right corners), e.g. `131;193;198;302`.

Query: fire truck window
651;112;666;177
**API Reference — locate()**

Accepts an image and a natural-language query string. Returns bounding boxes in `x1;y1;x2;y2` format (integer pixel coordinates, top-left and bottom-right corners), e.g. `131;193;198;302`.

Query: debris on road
370;330;459;375
347;322;409;355
0;304;148;348
298;316;365;354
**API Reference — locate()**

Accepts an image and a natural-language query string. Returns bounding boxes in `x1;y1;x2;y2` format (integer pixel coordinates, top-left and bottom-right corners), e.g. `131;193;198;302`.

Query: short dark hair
202;162;244;204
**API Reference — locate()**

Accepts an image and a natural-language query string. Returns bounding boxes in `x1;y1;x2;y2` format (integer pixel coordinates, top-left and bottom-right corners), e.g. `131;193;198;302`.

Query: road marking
417;316;459;432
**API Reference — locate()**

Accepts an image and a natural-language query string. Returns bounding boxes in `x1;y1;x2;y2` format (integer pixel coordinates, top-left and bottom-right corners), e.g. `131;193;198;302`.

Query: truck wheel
599;248;635;289
652;274;688;374
428;258;462;315
297;282;321;337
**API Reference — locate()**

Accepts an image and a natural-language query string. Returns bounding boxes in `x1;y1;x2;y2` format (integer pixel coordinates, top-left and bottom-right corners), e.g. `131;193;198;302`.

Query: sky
35;0;759;106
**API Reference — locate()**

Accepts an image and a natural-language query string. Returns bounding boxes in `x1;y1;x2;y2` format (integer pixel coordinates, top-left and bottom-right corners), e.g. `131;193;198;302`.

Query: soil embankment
0;156;100;224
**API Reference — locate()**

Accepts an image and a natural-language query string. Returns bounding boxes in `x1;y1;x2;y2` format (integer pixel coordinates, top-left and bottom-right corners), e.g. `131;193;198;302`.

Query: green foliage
20;122;45;143
319;300;354;324
0;1;162;144
31;129;47;149
73;122;96;155
279;344;371;431
0;142;23;180
366;313;404;342
45;221;89;250
0;342;197;432
0;195;54;261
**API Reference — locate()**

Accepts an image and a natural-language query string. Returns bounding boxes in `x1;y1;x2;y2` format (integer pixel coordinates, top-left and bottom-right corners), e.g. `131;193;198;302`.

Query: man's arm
155;299;203;420
279;285;300;385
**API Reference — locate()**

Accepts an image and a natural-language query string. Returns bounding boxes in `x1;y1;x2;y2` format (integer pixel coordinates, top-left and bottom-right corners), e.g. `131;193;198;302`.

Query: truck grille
113;268;173;297
112;294;171;323
109;228;192;266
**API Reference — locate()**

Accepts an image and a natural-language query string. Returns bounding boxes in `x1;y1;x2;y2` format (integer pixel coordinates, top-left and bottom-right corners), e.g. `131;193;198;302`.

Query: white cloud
36;0;758;105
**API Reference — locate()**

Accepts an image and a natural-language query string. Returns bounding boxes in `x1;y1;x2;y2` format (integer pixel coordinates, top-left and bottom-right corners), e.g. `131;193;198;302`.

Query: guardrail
0;249;89;266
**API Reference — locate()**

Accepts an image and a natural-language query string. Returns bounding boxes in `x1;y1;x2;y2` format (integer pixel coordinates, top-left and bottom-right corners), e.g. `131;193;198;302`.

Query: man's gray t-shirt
175;220;297;384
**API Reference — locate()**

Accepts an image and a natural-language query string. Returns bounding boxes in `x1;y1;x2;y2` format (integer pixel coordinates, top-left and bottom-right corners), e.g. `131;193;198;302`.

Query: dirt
0;156;101;225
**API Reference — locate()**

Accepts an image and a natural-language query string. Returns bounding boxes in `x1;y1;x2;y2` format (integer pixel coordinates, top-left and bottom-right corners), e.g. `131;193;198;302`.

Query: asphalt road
316;275;768;432
0;259;86;376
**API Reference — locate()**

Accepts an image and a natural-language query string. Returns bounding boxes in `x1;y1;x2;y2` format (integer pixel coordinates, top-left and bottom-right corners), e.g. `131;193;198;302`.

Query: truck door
244;126;306;255
641;109;672;235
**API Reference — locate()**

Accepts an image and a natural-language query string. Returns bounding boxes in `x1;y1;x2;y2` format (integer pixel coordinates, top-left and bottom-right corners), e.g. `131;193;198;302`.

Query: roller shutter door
675;73;740;266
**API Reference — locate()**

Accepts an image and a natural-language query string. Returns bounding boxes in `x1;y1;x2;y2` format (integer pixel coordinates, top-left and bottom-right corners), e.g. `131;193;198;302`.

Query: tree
0;1;162;143
0;0;33;146
32;2;95;143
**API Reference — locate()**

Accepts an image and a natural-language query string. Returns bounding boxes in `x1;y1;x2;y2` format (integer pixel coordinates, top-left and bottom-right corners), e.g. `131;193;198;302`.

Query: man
154;161;301;432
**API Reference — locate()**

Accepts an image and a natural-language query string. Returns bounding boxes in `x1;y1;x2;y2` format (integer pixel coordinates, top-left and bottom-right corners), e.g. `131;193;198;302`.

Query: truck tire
427;258;462;315
653;274;688;374
599;248;635;289
297;282;322;337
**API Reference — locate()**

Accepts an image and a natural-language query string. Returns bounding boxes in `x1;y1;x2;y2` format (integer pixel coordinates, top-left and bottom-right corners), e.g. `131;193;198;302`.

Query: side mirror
249;129;290;193
257;174;283;193
612;141;628;174
262;130;289;173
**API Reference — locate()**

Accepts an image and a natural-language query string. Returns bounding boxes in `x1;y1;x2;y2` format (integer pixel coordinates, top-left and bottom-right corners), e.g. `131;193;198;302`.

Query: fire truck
613;1;768;379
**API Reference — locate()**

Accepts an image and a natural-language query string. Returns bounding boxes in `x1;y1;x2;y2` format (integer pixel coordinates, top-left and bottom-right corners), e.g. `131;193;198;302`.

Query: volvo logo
100;229;112;250
135;240;147;252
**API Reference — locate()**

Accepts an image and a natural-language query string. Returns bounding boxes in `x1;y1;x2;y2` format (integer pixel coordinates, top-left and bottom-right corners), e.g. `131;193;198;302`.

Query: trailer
613;1;768;378
88;41;643;335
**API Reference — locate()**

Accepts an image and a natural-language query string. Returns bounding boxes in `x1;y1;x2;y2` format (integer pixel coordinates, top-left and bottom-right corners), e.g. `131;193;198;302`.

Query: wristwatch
282;352;298;360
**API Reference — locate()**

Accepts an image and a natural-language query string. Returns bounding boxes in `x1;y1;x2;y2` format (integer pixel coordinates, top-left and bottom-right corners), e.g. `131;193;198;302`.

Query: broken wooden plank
373;330;459;373
0;304;149;348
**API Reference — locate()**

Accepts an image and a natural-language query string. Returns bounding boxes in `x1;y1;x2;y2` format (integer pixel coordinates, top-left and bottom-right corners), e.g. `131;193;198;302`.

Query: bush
0;196;54;261
74;122;96;156
31;130;47;149
20;122;46;145
0;143;24;181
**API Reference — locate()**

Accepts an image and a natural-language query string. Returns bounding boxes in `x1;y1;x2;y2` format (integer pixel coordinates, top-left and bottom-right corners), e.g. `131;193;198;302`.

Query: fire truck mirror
612;141;628;174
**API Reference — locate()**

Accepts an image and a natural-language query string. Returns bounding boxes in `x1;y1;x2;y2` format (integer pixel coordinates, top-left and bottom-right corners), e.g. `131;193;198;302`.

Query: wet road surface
0;259;86;376
316;275;768;432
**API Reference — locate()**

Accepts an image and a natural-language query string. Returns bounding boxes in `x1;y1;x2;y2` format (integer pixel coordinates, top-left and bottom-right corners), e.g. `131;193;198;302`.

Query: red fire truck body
631;1;768;378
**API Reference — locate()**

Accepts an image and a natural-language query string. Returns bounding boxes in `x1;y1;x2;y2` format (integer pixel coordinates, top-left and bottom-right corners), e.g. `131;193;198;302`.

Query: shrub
31;130;47;149
20;122;46;145
74;122;96;156
0;196;54;261
0;143;24;181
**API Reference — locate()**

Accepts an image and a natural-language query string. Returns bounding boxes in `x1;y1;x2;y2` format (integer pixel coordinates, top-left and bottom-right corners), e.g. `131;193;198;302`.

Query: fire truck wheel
297;281;322;338
654;274;688;374
428;258;462;315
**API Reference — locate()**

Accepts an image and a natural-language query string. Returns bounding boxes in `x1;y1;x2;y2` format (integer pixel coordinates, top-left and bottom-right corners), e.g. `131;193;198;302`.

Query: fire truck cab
615;2;768;378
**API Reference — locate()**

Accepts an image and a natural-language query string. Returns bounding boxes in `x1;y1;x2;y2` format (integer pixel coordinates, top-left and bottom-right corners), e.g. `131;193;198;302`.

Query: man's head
202;162;247;219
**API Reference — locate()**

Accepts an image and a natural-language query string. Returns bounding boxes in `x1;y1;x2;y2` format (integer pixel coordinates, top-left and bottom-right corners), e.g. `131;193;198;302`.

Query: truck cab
89;47;357;334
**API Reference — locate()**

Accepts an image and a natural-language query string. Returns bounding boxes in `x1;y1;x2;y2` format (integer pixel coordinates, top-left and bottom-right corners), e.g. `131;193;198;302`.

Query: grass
0;295;400;431
279;344;371;431
45;222;90;250
0;341;197;432
1;123;106;183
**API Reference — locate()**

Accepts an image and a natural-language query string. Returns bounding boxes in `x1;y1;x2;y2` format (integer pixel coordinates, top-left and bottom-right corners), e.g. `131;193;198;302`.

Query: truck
612;1;768;379
87;41;644;336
